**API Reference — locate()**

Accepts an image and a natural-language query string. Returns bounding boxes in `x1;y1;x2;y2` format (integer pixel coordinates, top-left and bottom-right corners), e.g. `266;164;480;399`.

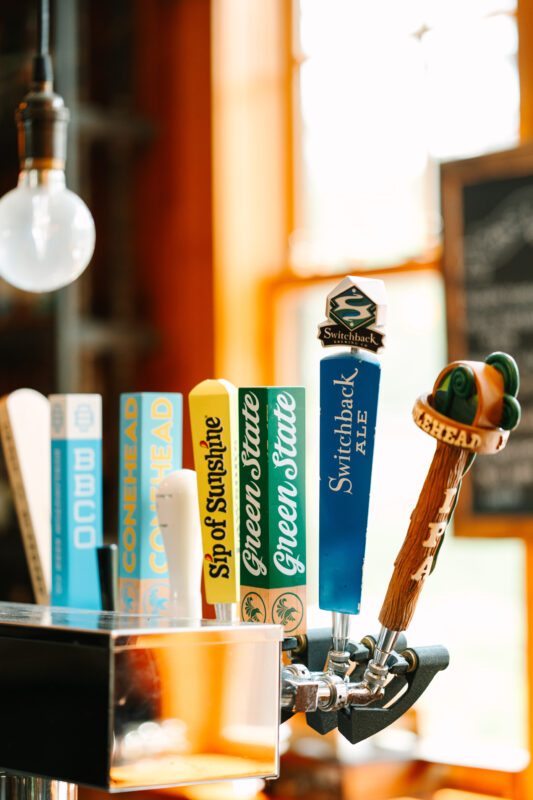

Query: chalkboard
441;143;533;537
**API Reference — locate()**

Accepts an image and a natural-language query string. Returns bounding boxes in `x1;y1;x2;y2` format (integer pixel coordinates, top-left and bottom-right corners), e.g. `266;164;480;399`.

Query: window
274;0;527;766
291;0;519;272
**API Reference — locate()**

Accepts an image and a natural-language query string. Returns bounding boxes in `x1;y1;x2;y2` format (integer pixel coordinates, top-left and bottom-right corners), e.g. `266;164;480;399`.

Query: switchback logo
329;284;376;331
318;280;385;352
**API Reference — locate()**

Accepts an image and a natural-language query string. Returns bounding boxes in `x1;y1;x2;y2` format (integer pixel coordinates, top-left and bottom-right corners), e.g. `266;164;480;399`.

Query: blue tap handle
319;350;381;614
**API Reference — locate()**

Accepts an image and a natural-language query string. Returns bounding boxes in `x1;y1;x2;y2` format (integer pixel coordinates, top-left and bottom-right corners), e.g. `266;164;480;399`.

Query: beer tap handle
317;276;386;676
238;387;307;636
189;379;239;621
379;353;520;634
156;469;203;619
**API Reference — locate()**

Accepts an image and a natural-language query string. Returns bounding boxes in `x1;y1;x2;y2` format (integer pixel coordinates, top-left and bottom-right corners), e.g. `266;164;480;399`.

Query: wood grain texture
0;393;50;604
379;441;470;631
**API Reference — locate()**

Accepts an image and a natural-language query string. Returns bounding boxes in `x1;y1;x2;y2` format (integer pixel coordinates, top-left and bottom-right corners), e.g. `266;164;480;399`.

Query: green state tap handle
379;352;520;633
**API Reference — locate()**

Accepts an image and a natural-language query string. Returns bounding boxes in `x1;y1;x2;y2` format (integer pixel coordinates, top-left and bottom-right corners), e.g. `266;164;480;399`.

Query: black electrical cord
32;0;53;84
38;0;50;56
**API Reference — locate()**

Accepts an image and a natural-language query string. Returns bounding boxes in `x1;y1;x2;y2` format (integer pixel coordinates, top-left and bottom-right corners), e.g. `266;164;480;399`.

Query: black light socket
32;53;53;84
15;83;69;171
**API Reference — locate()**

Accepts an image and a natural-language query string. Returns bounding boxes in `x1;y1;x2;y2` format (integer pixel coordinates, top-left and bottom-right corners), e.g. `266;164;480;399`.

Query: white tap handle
156;469;203;619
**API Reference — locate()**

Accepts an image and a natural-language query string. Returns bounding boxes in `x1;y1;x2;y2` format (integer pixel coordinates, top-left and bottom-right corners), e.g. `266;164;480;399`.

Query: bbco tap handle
379;352;520;633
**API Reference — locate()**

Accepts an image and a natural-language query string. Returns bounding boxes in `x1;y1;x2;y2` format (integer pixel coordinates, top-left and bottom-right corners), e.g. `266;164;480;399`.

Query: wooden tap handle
379;441;469;631
379;352;520;633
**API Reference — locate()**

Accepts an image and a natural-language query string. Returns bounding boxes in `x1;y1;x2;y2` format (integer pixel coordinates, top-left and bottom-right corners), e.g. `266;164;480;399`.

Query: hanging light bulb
0;0;95;293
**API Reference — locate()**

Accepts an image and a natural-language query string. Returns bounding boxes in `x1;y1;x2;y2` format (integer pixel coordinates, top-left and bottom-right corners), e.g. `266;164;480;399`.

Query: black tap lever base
282;629;449;744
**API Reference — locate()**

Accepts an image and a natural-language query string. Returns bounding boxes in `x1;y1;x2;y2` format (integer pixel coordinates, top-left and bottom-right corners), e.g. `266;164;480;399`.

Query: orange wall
134;0;214;469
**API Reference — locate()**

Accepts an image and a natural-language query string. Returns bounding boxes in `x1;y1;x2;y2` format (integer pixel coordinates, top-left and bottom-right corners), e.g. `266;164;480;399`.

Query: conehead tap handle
379;352;521;633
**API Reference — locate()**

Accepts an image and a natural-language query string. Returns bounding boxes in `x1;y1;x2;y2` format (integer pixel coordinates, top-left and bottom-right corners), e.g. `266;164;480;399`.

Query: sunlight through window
292;0;519;271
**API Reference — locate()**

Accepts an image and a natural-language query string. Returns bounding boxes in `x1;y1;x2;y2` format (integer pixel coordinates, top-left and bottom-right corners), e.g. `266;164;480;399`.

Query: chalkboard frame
441;142;533;538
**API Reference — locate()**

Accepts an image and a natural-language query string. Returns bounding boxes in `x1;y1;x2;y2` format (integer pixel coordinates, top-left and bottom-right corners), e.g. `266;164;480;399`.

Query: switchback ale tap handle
379;352;520;633
317;276;386;677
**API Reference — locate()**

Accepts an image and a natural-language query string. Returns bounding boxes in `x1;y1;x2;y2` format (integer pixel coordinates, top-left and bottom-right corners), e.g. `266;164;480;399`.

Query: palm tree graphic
244;595;262;622
275;596;298;626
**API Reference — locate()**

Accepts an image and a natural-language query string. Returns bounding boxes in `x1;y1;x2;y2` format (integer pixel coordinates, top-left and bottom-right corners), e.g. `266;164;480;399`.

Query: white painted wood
0;389;51;603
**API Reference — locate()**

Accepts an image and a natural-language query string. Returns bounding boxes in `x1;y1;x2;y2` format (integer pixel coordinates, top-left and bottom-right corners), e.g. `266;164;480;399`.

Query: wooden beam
516;2;533;794
518;0;533;141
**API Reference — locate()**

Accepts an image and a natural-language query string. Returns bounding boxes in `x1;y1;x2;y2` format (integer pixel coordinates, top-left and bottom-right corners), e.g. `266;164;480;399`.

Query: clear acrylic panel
0;605;282;790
